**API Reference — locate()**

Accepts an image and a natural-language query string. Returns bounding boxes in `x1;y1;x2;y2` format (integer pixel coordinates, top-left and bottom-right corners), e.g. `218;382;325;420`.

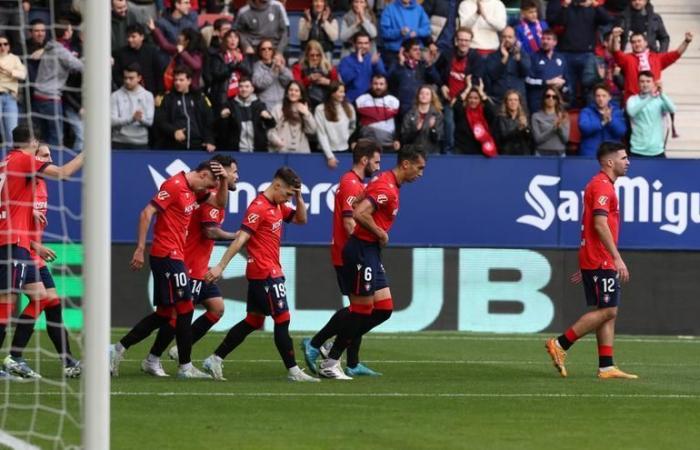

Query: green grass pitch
3;330;700;449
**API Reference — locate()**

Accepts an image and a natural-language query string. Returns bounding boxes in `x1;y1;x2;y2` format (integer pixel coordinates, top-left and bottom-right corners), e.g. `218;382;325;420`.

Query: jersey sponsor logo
346;195;356;207
184;201;198;214
376;194;388;205
157;190;170;201
598;196;608;206
247;213;260;223
271;219;282;232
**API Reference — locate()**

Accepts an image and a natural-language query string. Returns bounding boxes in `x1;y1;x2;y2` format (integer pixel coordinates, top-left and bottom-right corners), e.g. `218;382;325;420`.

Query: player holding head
109;156;234;379
302;139;384;377
1;124;84;380
5;144;81;379
202;167;319;382
546;141;637;380
317;145;427;379
141;155;240;377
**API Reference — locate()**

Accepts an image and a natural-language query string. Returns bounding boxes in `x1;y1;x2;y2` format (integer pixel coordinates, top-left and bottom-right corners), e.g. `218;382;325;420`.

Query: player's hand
569;270;582;285
130;248;145;271
614;257;630;283
205;265;223;283
378;230;389;247
33;210;47;226
209;160;225;178
37;245;57;263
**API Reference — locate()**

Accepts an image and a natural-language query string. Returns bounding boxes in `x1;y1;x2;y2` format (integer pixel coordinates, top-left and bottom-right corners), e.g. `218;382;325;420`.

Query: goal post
81;0;111;447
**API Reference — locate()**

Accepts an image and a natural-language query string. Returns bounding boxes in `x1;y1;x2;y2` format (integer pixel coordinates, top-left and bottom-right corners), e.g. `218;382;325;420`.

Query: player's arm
206;161;230;209
130;203;157;271
593;215;629;282
353;198;388;246
205;230;251;282
291;188;308;224
29;241;57;262
342;217;356;236
42;153;85;180
203;226;239;241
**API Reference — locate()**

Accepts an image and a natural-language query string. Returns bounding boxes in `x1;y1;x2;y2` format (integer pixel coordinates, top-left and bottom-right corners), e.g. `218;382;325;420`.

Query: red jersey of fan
240;193;295;280
353;170;400;243
184;202;225;279
150;171;202;261
331;170;364;267
0;150;49;250
30;178;48;268
579;172;620;270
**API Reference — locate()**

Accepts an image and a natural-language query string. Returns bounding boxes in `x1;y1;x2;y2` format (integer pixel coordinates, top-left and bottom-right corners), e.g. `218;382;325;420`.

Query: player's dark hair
126;23;145;36
274;166;302;189
596;141;626;162
638;70;654;80
194;160;215;174
211;154;237;168
12;123;39;145
124;62;142;76
397;145;427;165
352;139;381;164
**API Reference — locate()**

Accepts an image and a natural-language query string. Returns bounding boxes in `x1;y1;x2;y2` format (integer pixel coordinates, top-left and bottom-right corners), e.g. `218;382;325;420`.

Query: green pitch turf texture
3;330;699;449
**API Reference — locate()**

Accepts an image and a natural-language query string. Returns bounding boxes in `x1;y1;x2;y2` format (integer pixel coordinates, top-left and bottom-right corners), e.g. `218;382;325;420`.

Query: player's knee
22;300;42;319
244;313;265;329
175;299;194;315
273;311;290;324
604;307;618;320
205;299;225;318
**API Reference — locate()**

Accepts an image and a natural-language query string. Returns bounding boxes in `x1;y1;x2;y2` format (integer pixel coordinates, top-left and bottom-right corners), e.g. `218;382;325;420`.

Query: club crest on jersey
603;294;610;303
157;190;170;201
277;300;285;309
364;283;371;291
209;209;220;219
248;213;260;223
598;196;608;206
271;219;282;232
377;194;388;204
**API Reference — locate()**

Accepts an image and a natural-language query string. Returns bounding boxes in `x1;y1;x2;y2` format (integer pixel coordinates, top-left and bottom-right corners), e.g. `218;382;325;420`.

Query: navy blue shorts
190;278;222;304
582;269;620;308
0;245;36;293
334;266;350;296
247;276;289;317
340;236;388;297
24;265;56;289
149;255;192;306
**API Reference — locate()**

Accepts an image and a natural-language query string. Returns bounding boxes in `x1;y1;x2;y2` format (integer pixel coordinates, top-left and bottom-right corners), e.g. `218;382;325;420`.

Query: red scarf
224;50;244;98
466;104;497;158
635;49;651;71
520;20;543;53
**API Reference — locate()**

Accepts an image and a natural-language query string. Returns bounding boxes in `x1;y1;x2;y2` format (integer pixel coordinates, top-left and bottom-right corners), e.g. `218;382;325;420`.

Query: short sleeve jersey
579;172;620;270
353;170;400;243
30;179;48;268
331;170;364;267
150;171;202;261
240;193;295;280
0;150;49;250
184;201;225;279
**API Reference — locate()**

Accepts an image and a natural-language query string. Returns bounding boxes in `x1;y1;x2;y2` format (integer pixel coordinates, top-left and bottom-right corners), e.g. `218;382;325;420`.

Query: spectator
389;38;440;118
26;18;47;55
292;40;339;109
612;28;692;102
515;0;549;56
338;30;386;103
339;0;378;58
495;89;532;155
457;0;507;56
113;24;165;95
314;81;355;168
268;80;318;153
423;0;457;47
578;83;626;157
299;0;339;60
399;85;444;154
525;29;570;113
627;70;675;158
617;0;669;53
602;0;627;15
234;0;289;55
531;87;569;157
0;35;26;150
547;0;612;106
156;0;199;45
485;26;530;107
435;27;482;153
355;74;400;151
154;66;216;151
252;39;293;110
208;17;233;53
111;63;155;149
32;24;84;149
218;76;276;151
453;78;498;156
205;29;251;113
150;22;207;90
112;0;136;51
379;0;431;69
0;0;23;54
583;30;624;104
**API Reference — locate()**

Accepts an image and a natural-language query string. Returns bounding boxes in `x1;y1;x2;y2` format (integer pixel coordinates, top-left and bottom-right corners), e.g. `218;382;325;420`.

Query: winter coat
546;2;612;53
233;0;289;52
578;102;626;157
458;0;507;51
338;52;386;103
155;11;199;45
617;3;670;53
252;60;293;110
400;106;444;154
205;52;253;112
453;99;497;155
485;49;531;104
218;94;276;151
379;0;431;53
154;89;214;149
388;61;440;116
112;43;165;94
495;115;532;155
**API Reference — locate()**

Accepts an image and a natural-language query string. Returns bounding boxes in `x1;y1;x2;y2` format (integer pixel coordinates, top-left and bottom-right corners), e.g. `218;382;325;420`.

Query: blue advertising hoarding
45;151;700;249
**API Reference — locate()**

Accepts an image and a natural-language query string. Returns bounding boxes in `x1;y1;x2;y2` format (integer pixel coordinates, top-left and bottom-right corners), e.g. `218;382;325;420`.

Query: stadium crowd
0;0;693;161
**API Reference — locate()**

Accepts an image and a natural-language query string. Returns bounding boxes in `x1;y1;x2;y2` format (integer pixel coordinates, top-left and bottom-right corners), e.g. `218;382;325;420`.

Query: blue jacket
485;50;531;104
389;60;440;115
515;20;549;55
379;0;431;53
156;11;199;44
578;102;627;157
339;53;387;103
525;50;570;112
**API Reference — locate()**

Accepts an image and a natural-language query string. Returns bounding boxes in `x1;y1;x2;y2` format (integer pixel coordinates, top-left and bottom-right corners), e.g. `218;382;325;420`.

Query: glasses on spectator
544;94;557;99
